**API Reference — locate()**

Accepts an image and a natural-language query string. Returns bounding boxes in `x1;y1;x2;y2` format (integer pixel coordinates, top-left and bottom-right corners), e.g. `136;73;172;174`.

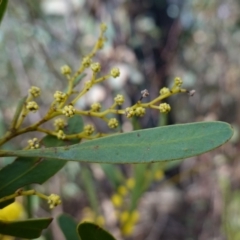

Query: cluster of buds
29;86;41;98
27;138;40;149
47;194;62;209
62;105;76;117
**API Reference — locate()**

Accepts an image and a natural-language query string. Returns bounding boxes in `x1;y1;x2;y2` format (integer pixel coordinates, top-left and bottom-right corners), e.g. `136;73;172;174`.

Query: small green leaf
9;96;27;130
57;214;79;240
78;222;116;240
4;122;233;164
73;73;87;88
100;164;125;188
0;0;8;25
0;218;52;238
81;166;99;215
65;115;84;135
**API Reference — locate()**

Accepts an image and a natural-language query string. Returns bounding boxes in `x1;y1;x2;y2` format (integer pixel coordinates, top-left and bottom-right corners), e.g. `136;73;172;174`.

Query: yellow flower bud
26;101;39;112
27;138;40;149
84;124;95;136
100;23;107;32
135;107;145;117
159;103;171;113
91;62;101;73
110;68;120;78
54;91;66;103
61;65;72;75
82;56;92;68
47;194;61;209
62;105;76;117
108;118;119;129
57;130;66;140
111;193;123;207
91;102;101;112
114;94;124;105
125;107;135;118
119;211;129;224
174;77;183;87
29;86;41;97
54;118;66;131
159;87;170;95
117;186;128;196
126;178;135;189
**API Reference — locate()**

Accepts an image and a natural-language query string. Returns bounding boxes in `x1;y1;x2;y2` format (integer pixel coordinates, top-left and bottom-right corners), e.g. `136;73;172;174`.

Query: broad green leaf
0;0;8;25
0;115;83;208
2;122;233;164
77;222;116;240
57;214;79;240
0;218;52;238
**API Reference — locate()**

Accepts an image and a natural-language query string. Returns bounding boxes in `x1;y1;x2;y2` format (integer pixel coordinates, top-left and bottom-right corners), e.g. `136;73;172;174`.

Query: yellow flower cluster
135;107;145;117
54;91;66;103
110;68;120;78
54;118;66;131
84;124;95;136
174;77;183;87
114;94;124;105
82;56;92;68
57;130;66;140
121;210;140;236
108;118;119;129
47;194;62;209
91;62;101;73
26;101;39;112
27;138;40;149
61;65;72;75
159;87;170;95
110;178;139;236
159;103;171;113
62;105;76;117
29;86;41;97
91;103;101;112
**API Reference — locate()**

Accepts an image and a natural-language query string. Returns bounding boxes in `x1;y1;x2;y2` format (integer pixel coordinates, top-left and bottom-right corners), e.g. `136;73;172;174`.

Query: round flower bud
135;107;145;117
174;77;183;87
91;102;101;112
84;124;95;136
159;87;170;95
54;118;66;131
108;118;119;129
97;37;105;49
100;23;107;32
61;65;72;75
57;130;66;140
82;56;92;68
91;62;101;73
29;86;41;97
26;101;39;112
47;194;61;209
114;94;124;105
54;91;66;103
159;103;171;113
27;138;39;149
110;68;120;78
62;105;76;117
125;107;135;118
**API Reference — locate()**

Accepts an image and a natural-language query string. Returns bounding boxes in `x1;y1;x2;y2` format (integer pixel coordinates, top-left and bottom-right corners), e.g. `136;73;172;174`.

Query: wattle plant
0;1;233;239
